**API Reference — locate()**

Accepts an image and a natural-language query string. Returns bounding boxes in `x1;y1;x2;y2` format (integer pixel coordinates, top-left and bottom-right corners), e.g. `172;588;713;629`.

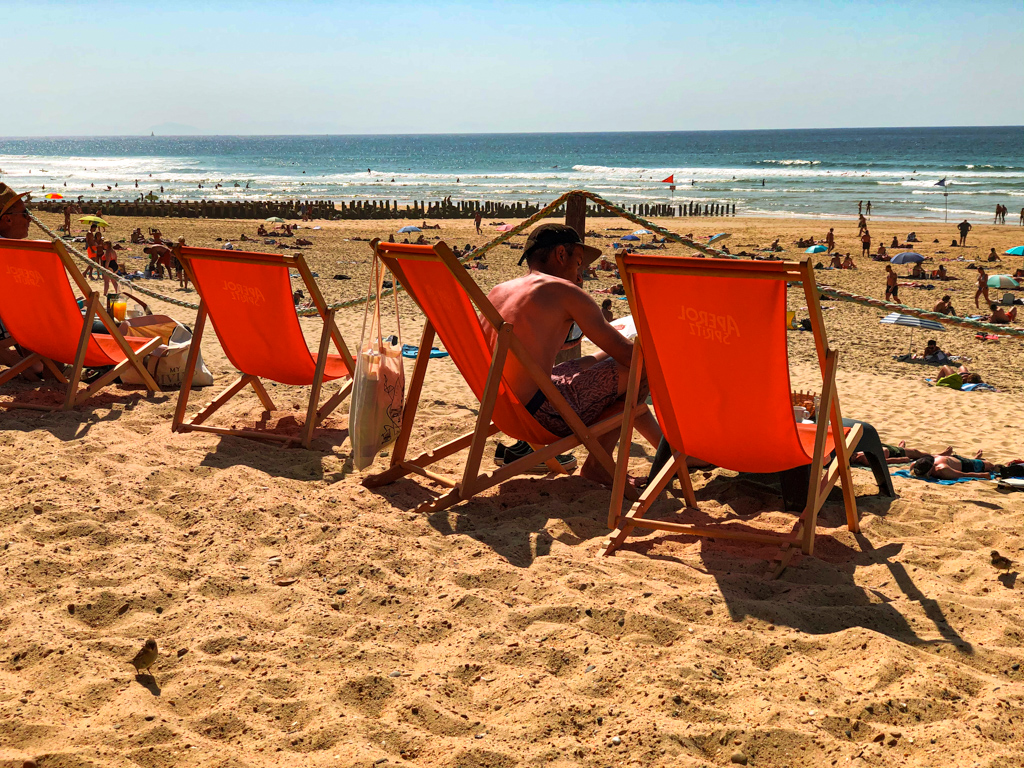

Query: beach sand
1;211;1022;767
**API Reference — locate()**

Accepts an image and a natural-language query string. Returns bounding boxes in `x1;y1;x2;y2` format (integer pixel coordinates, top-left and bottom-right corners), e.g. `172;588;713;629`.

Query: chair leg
63;293;99;410
603;453;684;556
301;312;334;449
0;352;45;386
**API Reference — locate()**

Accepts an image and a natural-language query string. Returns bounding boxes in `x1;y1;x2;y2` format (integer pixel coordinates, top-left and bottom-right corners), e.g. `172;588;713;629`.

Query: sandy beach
1;209;1022;768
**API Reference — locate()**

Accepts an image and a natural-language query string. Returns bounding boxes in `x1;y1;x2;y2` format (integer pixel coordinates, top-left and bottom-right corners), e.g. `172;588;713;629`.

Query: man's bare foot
938;446;953;456
975;450;984;459
898;440;906;449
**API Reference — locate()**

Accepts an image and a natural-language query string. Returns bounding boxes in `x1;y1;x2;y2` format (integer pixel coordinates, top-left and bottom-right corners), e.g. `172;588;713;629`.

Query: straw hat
0;183;31;217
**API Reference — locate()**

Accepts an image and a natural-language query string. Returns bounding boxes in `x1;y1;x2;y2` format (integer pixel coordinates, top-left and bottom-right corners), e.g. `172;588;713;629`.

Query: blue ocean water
1;127;1021;221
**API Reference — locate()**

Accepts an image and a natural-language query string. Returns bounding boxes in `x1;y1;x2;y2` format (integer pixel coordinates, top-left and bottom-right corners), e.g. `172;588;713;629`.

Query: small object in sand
730;752;749;765
23;761;38;768
991;550;1012;571
177;648;188;657
130;639;158;674
33;504;42;514
274;577;297;586
611;736;621;746
230;655;242;664
336;588;347;595
389;670;402;678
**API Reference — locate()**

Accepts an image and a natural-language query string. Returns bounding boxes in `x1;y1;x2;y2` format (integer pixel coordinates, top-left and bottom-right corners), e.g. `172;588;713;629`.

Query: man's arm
560;283;634;367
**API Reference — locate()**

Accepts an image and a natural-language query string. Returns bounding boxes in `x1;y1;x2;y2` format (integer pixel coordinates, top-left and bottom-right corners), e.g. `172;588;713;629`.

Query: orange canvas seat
363;240;640;514
604;253;862;570
171;246;354;449
0;238;160;410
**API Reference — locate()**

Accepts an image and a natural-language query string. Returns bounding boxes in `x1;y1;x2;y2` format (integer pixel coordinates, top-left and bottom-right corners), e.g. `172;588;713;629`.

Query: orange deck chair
0;238;160;410
363;240;643;514
603;253;862;567
172;246;354;449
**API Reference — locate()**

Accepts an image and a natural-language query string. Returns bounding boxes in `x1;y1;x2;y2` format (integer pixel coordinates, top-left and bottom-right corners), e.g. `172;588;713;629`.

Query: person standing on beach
62;203;71;234
975;266;990;309
885;264;900;303
861;228;871;258
857;214;867;235
825;228;835;254
858;201;863;215
957;219;971;246
866;201;872;217
474;211;482;234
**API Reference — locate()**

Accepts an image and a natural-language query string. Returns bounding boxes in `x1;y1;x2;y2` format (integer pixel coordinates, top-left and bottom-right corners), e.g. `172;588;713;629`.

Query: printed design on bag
221;280;266;307
380;365;404;444
6;265;44;287
677;305;741;345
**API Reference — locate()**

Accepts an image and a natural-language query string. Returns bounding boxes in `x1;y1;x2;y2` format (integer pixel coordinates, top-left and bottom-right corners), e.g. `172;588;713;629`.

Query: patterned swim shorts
526;356;644;438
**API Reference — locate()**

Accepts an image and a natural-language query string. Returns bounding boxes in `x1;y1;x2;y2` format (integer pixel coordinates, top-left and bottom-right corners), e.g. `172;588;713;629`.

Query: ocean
1;127;1021;222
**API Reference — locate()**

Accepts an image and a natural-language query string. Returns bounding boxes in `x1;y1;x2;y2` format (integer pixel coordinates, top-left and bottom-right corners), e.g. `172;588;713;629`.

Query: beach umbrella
806;244;827;254
708;232;731;245
1005;246;1024;256
620;234;641;242
397;225;421;234
495;224;515;232
265;216;285;223
632;229;653;236
45;193;63;199
987;275;1019;289
890;252;924;264
880;312;945;355
78;215;109;227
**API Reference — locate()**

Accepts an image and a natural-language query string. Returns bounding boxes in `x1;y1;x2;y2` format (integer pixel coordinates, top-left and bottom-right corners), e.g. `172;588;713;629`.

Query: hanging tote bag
350;254;405;471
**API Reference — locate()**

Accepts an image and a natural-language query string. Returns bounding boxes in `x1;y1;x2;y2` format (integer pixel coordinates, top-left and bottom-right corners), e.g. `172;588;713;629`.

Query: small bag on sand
350;255;405;471
118;315;214;389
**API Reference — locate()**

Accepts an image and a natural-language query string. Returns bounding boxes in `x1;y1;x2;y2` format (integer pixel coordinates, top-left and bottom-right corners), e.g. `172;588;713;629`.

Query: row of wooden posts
30;197;737;220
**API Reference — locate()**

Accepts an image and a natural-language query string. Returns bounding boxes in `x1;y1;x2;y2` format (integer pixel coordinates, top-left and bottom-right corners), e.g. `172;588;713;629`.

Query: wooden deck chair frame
171;248;354;449
363;239;645;515
0;238;161;411
603;255;862;571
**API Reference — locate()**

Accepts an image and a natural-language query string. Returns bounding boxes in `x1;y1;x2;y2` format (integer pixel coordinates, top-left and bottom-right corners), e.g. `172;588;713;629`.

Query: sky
5;0;1023;136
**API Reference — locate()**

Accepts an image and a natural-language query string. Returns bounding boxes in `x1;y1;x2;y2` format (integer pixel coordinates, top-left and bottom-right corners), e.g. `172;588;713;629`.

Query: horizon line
2;125;1022;140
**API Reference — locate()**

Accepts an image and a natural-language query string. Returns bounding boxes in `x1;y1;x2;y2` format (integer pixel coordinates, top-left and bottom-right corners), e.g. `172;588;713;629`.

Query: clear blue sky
6;0;1022;135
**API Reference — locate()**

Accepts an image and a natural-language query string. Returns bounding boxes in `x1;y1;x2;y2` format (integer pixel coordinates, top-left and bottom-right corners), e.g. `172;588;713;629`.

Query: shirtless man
825;228;835;253
912;451;995;480
84;224;99;279
842;254;856;269
932;294;956;315
144;244;174;278
987;247;1000;262
483;223;663;486
474;211;482;234
830;253;843;269
853;440;946;467
974;266;989;308
987;303;1017;324
885;264;899;303
860;228;871;257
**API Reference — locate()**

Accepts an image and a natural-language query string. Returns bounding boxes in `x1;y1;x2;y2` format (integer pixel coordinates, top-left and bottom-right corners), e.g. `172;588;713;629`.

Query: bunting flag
661;175;674;183
935;177;946;187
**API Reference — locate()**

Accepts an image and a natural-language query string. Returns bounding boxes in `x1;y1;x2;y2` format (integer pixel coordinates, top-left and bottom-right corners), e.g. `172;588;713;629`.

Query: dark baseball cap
519;223;602;266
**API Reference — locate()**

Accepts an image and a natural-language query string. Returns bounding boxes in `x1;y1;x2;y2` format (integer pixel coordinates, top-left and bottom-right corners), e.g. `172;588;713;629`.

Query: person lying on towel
482;223;663;487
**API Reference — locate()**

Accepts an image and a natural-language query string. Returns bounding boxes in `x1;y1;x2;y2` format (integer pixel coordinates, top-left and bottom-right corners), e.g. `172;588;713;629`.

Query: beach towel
401;343;449;359
893;469;991;486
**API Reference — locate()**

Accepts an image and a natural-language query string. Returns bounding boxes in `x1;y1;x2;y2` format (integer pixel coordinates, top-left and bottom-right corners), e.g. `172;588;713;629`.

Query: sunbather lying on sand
934;364;983;389
912;451;995;479
986;303;1017;324
853;440;948;466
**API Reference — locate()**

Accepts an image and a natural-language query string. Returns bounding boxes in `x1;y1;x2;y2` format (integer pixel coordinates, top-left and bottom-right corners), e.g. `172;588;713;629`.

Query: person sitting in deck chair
486;224;664;486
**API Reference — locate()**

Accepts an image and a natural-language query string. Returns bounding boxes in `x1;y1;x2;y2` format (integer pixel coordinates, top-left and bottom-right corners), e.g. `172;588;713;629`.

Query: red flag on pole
661;174;675;183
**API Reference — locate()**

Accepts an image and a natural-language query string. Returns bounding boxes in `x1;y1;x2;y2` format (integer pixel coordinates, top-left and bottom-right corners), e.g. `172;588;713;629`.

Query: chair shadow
603;476;968;653
197;425;348;481
0;391;167;440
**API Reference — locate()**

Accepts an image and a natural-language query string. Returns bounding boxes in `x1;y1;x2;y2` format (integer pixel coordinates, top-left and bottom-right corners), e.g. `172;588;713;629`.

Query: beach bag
350;254;405;471
118;315;214;389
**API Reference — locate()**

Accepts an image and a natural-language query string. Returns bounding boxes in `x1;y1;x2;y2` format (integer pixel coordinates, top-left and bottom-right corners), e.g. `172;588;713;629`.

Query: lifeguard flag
935;177;946;187
661;175;675;183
